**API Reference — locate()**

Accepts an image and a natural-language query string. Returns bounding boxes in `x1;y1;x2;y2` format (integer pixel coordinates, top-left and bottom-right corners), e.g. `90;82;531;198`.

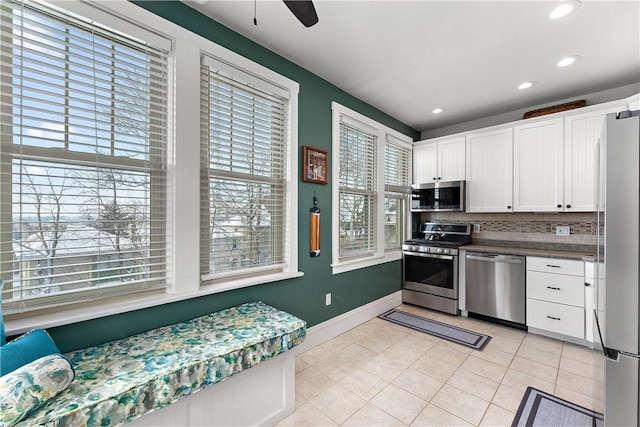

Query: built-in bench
16;301;306;427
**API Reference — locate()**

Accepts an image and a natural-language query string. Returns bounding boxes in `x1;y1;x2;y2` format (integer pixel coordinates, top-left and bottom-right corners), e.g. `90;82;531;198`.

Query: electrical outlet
473;224;481;233
556;226;570;237
325;293;332;306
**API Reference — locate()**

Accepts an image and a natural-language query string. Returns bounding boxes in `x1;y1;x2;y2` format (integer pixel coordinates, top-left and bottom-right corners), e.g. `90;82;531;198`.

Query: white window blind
384;135;411;250
0;0;169;313
200;54;289;282
338;118;378;259
384;135;411;193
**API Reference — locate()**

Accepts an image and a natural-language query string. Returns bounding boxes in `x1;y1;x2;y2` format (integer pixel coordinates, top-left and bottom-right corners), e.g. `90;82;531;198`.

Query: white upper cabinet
513;118;564;212
412;141;438;183
413;94;638;213
465;127;513;212
437;137;466;182
413;136;465;183
564;102;626;211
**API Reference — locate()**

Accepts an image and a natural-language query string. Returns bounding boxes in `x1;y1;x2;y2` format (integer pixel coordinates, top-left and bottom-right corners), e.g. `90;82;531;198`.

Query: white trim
330;252;401;275
56;0;173;50
3;0;301;324
527;326;587;347
201;54;291;100
127;349;296;426
331;102;412;274
418;97;638;143
292;290;402;355
5;271;304;336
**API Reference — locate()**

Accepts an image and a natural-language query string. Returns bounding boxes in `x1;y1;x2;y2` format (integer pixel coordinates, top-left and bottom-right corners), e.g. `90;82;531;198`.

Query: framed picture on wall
302;146;328;184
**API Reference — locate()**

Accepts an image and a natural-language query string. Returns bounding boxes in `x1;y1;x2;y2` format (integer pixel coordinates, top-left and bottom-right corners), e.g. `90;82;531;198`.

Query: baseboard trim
528;326;588;347
293;291;402;355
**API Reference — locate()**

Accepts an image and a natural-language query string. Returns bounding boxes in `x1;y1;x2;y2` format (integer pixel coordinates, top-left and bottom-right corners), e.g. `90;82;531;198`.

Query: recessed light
518;81;536;90
432;108;443;114
557;55;581;67
550;0;581;19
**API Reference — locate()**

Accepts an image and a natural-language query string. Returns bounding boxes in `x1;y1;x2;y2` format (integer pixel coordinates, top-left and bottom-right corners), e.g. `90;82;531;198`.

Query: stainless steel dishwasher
465;252;526;325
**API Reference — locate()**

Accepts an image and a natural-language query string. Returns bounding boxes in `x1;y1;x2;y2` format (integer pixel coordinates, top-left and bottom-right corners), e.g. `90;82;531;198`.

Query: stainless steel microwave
410;180;465;212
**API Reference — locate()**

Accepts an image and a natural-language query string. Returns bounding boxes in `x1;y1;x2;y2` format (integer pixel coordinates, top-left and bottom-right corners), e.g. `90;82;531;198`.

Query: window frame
384;135;412;252
3;0;301;336
199;54;293;285
0;0;170;313
331;102;412;274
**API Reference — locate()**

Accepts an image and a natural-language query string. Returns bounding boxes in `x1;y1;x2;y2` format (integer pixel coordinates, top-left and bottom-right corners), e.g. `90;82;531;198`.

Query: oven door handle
403;252;454;261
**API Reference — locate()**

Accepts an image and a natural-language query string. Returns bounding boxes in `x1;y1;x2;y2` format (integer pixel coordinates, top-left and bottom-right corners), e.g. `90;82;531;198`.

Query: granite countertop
460;240;599;261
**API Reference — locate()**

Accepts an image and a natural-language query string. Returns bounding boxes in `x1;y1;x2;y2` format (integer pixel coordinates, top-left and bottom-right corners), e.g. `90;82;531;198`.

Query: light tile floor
278;304;604;426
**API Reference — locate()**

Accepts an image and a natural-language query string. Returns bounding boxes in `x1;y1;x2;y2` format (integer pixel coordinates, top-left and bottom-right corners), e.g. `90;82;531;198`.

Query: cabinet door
412;142;438;183
437;137;466;181
513;118;564;212
527;271;584;307
564;104;625;211
527;256;584;276
585;261;606;346
527;299;585;339
465;127;513;212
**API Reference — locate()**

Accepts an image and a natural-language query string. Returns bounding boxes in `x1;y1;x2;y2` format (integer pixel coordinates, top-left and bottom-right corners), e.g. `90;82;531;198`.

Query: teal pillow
0;329;61;377
0;353;75;427
1;278;5;346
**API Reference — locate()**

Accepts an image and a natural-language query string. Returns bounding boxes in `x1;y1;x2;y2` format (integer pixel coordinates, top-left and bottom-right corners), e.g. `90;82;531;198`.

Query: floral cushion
0;329;62;376
14;301;306;427
0;354;75;427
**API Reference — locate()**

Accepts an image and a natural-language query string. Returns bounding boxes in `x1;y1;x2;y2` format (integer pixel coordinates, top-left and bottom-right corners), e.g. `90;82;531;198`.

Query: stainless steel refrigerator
597;110;640;426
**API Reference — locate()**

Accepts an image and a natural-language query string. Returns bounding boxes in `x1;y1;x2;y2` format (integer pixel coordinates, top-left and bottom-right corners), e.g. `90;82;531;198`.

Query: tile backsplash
418;211;601;247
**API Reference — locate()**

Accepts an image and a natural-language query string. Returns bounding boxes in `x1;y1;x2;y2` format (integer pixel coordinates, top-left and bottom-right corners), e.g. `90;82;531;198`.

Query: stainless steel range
402;223;471;315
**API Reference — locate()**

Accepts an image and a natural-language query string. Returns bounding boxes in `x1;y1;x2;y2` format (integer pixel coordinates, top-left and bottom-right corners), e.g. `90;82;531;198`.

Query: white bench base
128;352;295;427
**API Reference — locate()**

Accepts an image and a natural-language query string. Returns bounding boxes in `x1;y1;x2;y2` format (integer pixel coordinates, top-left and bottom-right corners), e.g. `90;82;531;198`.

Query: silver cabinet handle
547;316;561;321
467;254;523;264
546;286;561;290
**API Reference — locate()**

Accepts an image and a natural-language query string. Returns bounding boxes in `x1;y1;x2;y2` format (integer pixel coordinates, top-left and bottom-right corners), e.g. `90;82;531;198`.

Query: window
384;135;411;251
200;54;294;284
331;102;412;274
0;0;169;313
338;119;378;259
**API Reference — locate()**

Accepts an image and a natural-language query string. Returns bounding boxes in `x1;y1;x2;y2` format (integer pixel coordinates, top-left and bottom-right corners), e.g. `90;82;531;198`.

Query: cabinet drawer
527;257;583;276
527;299;584;339
527;271;585;307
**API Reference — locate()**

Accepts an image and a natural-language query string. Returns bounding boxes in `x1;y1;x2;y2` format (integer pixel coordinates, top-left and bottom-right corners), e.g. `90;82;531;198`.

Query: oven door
403;251;458;299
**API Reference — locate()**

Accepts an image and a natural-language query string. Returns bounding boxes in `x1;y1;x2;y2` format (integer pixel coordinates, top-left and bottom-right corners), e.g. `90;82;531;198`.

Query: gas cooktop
403;239;462;248
403;222;472;251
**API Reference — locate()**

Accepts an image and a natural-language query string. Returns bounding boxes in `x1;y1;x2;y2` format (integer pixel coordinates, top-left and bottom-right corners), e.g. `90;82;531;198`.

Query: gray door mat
512;386;604;427
378;309;491;350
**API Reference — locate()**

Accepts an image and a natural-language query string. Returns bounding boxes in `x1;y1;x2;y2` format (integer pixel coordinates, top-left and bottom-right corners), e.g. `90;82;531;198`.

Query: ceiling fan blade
283;1;319;27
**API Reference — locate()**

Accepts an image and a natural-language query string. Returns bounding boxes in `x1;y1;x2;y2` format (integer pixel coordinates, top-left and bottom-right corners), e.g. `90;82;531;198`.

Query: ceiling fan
283;1;318;27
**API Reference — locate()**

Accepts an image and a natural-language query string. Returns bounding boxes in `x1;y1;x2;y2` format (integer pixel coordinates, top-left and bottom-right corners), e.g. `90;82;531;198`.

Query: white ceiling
183;0;640;132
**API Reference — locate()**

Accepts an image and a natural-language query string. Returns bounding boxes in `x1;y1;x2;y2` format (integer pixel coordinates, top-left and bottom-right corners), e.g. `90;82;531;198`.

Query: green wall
48;1;419;353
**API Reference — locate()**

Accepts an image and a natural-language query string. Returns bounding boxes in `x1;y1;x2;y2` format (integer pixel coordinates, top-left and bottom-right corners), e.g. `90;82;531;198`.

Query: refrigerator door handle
594;309;620;361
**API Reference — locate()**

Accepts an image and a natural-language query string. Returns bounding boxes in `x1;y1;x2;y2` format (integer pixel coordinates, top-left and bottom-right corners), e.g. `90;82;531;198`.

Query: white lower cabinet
526;256;585;340
585;261;606;345
527;299;585;338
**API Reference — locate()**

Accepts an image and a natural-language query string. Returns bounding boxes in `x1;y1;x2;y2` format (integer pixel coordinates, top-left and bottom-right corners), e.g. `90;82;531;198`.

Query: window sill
4;271;304;336
331;251;401;275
